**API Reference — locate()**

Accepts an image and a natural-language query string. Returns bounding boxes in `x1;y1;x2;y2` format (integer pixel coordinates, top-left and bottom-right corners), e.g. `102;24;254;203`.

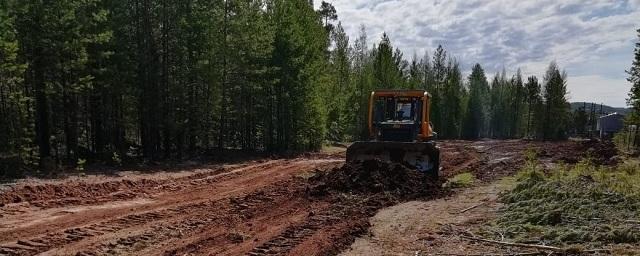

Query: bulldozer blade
346;141;440;176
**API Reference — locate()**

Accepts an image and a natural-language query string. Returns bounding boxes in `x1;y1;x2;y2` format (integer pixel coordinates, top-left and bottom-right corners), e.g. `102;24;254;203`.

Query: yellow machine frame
367;90;434;141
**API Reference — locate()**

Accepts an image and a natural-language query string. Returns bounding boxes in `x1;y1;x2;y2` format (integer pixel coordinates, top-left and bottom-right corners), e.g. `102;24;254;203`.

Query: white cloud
317;0;640;105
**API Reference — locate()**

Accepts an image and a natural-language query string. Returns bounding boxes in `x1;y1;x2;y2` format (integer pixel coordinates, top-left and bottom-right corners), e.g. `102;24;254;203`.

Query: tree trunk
33;46;51;169
217;0;229;151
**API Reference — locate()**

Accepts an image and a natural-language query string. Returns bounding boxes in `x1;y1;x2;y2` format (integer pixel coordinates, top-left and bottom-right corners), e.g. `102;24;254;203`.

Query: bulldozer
346;89;440;177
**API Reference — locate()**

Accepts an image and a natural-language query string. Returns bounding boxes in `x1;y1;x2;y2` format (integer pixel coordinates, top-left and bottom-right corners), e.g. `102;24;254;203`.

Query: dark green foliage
542;62;570;140
373;33;402;89
0;1;32;174
509;70;525;137
326;22;350;142
524;76;542;138
344;25;372;141
487;69;527;138
440;59;464;138
316;1;337;34
572;106;589;136
430;45;447;135
0;0;332;174
270;0;328;151
463;64;489;139
628;29;640;124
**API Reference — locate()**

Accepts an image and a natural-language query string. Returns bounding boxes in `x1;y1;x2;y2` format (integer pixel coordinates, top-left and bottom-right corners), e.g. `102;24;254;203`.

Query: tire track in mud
162;187;376;256
0;160;288;243
159;180;315;256
0;159;342;256
1;193;230;255
246;202;366;256
0;160;283;210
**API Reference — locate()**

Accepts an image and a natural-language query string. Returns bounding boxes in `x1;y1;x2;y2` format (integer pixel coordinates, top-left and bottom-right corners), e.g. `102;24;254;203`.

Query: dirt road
0;140;597;255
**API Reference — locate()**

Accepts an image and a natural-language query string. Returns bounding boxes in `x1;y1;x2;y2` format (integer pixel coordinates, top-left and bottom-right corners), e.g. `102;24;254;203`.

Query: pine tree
509;69;525;137
0;0;31;171
627;28;640;124
270;0;328;151
408;53;421;89
572;107;588;137
542;61;570;140
327;22;350;141
524;76;541;138
489;71;507;138
441;59;463;138
420;51;432;91
393;48;408;84
316;1;337;34
462;64;488;139
431;45;447;134
373;33;397;88
348;25;372;140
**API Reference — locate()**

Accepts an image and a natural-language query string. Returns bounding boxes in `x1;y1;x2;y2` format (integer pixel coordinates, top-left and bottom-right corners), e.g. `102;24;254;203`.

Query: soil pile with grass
307;159;444;200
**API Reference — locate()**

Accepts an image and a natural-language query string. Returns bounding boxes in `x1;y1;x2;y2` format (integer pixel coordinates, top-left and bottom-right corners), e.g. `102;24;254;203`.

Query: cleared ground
0;140;593;255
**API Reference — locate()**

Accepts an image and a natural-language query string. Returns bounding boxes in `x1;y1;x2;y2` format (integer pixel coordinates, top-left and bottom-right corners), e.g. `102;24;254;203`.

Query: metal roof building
598;112;624;139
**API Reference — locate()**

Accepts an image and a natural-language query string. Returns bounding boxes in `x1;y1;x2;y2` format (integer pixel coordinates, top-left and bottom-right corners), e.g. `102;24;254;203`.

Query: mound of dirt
0;179;161;206
579;139;619;165
307;160;444;199
545;139;619;166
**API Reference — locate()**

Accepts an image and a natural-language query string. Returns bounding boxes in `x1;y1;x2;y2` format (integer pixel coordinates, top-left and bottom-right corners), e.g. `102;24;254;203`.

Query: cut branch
460;236;611;254
457;202;486;214
461;236;563;252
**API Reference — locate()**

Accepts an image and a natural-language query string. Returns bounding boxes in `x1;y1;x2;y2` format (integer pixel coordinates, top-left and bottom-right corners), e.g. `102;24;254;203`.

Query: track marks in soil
0;140;586;256
0;160;283;210
0;158;342;256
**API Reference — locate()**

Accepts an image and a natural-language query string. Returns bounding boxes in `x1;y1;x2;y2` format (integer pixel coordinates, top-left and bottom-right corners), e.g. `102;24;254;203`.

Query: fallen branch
460;236;563;252
565;216;640;224
457;202;486;214
460;236;611;254
436;253;543;256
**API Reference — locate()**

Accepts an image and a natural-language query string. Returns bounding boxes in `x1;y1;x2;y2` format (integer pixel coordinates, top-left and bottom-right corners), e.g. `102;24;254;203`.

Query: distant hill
570;102;631;115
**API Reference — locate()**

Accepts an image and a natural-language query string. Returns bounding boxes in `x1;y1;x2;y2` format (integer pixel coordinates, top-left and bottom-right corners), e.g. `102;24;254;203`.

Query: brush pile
307;159;444;199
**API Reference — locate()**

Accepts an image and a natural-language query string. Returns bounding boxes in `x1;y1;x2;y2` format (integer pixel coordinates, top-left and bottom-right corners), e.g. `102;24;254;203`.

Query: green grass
444;172;475;188
483;155;640;247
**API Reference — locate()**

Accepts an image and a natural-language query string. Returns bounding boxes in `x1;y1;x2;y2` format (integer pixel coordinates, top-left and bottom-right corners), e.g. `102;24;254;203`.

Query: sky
315;0;640;107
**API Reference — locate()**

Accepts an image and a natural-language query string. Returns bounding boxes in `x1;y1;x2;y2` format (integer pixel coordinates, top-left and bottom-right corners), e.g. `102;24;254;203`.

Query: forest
0;0;575;171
